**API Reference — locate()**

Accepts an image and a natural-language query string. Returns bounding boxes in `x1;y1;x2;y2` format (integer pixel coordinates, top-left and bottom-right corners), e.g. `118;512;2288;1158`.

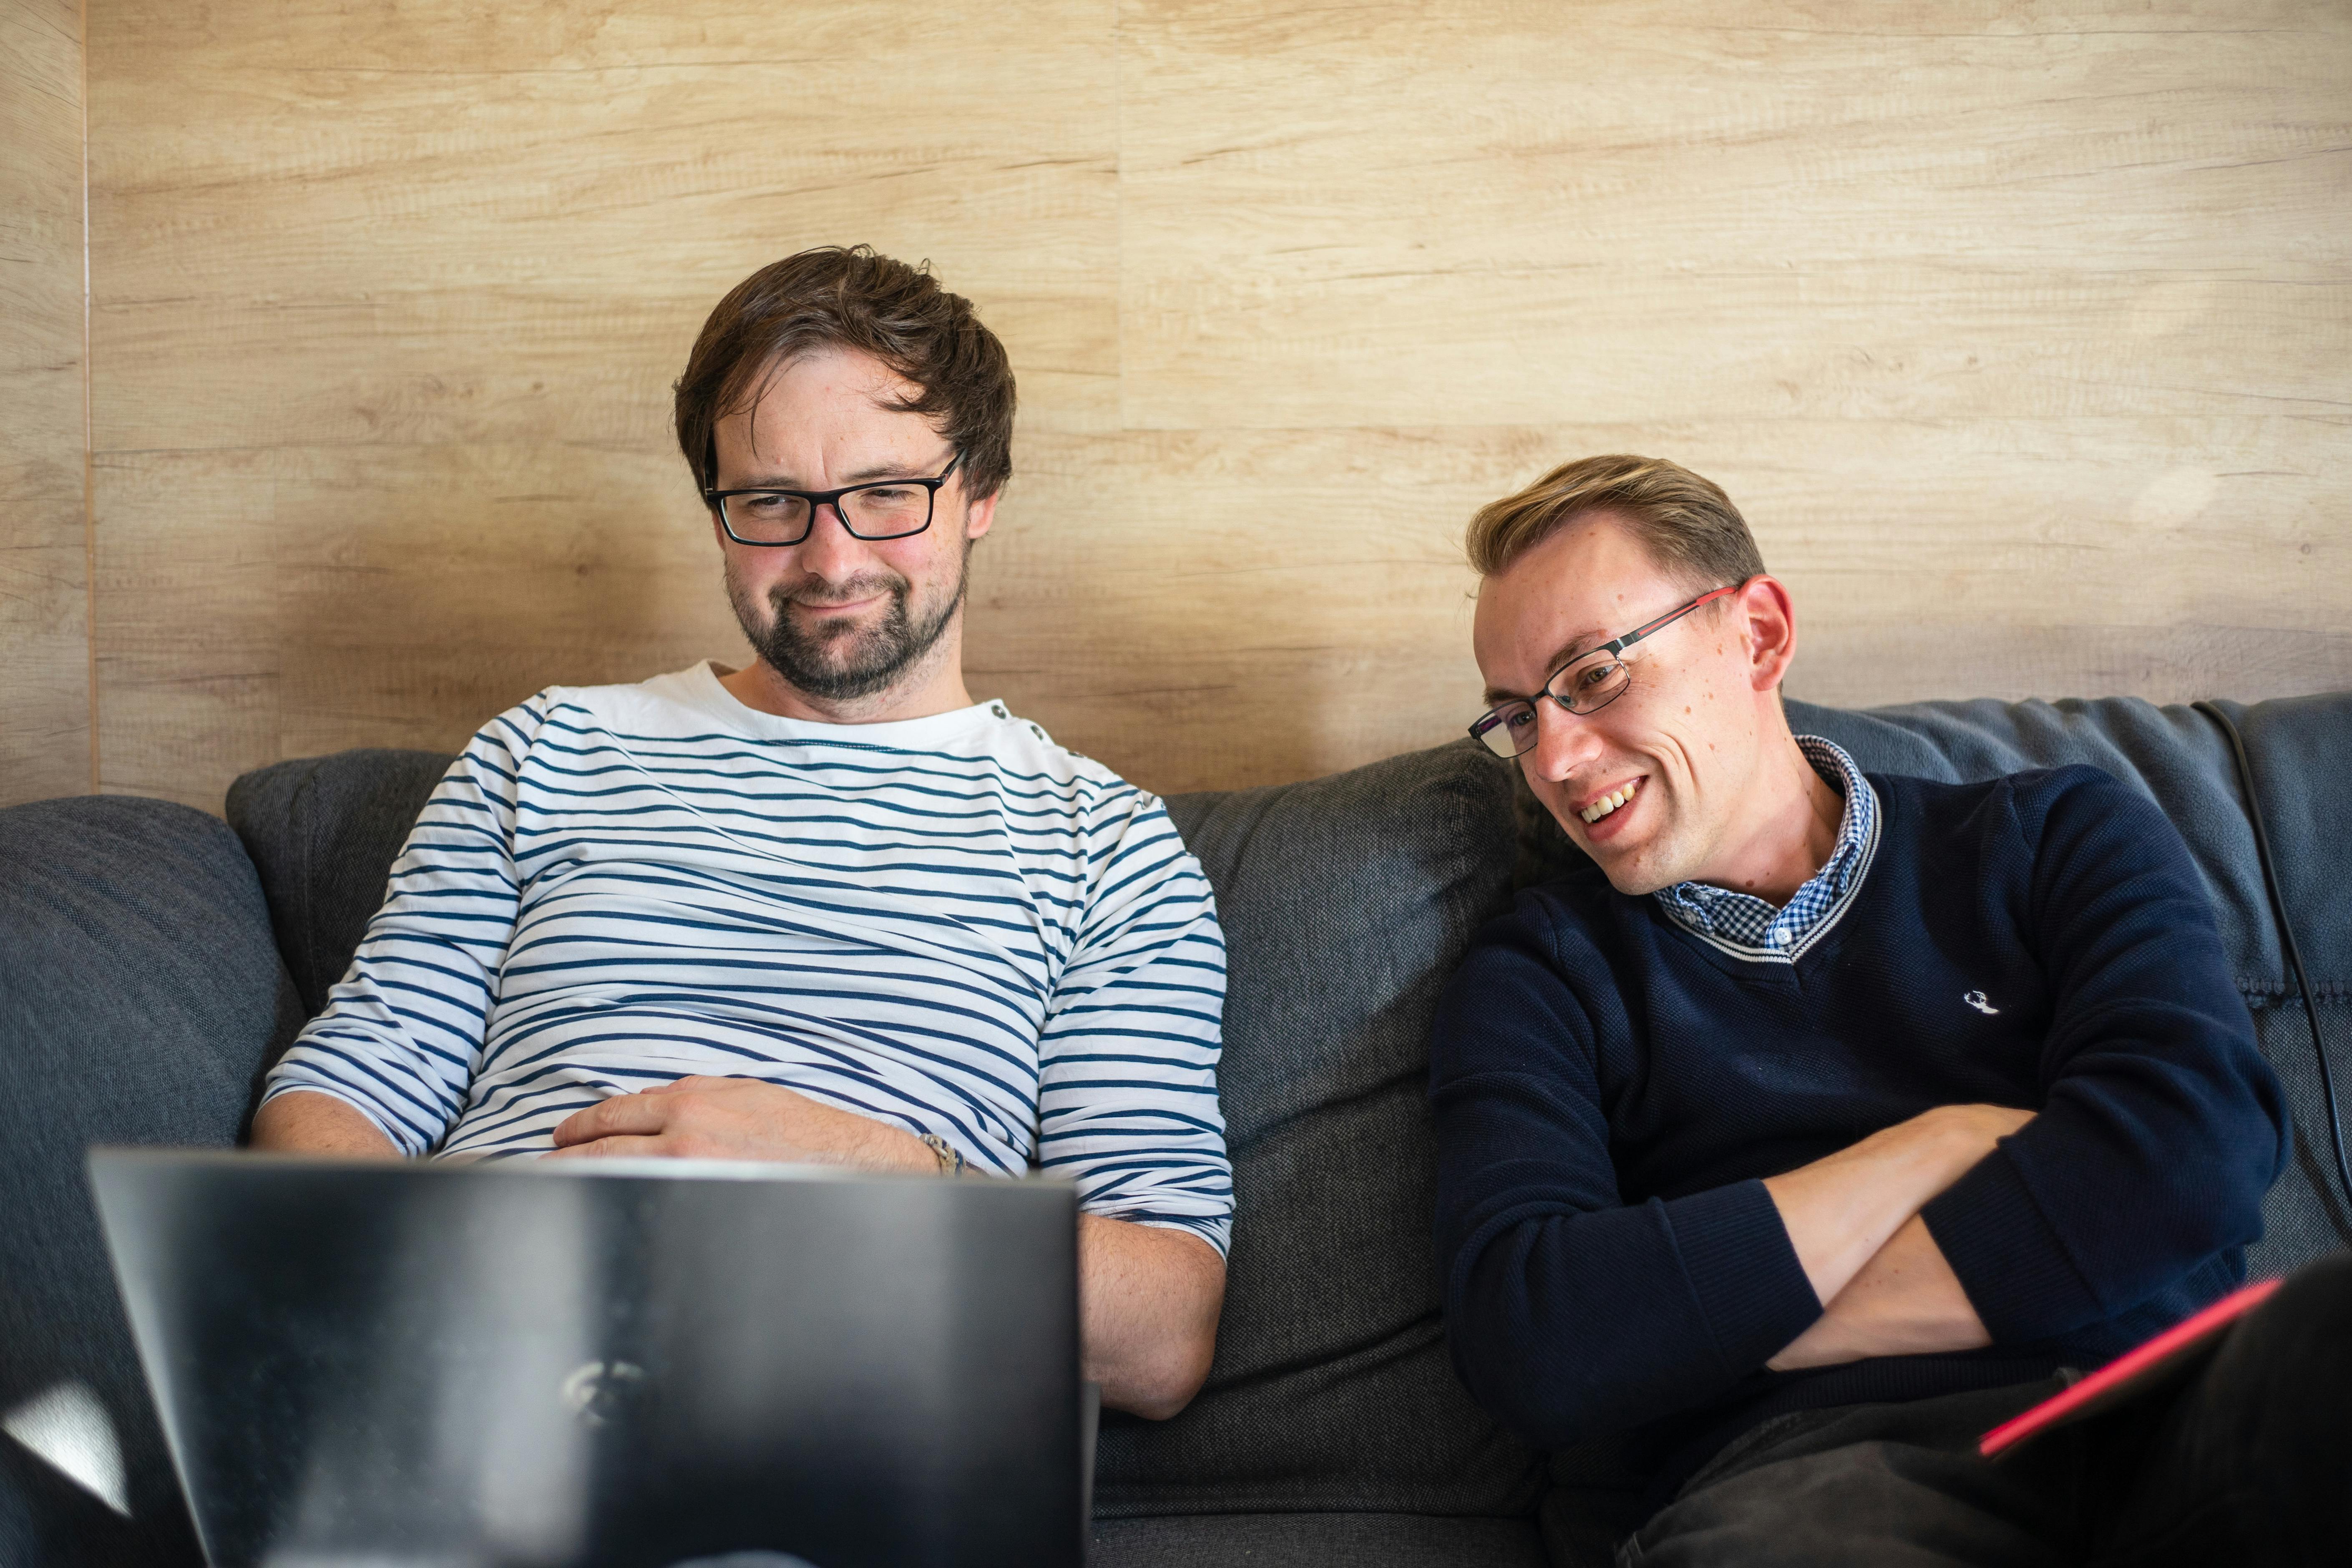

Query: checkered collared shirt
1651;736;1879;964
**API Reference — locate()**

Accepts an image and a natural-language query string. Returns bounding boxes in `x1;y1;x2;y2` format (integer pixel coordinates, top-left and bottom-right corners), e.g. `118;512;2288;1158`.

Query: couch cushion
225;749;455;1015
0;796;301;1566
2204;694;2352;1277
1094;742;1542;1520
1089;1510;1546;1568
2211;692;2352;992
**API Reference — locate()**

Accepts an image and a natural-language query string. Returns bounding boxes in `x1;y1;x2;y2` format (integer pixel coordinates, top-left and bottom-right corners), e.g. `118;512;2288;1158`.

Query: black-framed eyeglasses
705;453;963;546
1469;582;1744;759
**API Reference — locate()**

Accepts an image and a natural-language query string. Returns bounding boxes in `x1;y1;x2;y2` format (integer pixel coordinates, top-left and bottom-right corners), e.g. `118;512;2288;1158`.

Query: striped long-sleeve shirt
263;662;1234;1253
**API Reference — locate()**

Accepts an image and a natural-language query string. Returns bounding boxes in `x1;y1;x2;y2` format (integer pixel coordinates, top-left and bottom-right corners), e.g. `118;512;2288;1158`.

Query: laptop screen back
90;1151;1082;1568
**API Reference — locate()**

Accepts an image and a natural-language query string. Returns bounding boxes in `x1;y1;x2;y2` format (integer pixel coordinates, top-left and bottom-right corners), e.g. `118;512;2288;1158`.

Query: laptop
89;1150;1085;1568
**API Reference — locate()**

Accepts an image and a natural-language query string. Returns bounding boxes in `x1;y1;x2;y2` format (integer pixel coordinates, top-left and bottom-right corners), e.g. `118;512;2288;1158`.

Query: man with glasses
252;246;1232;1420
1430;456;2344;1562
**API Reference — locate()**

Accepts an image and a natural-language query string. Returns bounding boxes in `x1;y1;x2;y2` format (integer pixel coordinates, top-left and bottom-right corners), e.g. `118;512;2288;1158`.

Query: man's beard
727;547;969;703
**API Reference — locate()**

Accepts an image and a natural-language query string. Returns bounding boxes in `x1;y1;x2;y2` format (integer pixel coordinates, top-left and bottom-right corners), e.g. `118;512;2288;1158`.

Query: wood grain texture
0;0;90;807
88;0;1117;806
86;0;2352;808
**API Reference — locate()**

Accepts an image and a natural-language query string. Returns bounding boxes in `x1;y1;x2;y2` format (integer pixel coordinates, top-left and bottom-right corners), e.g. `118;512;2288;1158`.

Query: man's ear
962;489;1000;543
1738;575;1800;694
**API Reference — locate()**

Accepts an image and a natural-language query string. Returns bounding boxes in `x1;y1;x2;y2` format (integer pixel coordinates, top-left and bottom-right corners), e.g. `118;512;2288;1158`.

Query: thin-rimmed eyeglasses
1469;583;1744;759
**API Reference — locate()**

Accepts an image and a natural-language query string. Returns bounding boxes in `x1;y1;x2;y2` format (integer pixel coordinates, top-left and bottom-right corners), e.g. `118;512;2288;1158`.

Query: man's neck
718;633;975;725
1688;733;1847;909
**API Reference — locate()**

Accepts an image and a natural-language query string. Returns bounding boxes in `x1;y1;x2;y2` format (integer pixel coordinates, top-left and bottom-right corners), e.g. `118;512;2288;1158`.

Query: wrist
829;1117;943;1175
1917;1105;2022;1193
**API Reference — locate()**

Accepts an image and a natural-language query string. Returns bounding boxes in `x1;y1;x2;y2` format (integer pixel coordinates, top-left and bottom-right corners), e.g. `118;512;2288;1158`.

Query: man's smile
1572;774;1648;837
791;592;887;617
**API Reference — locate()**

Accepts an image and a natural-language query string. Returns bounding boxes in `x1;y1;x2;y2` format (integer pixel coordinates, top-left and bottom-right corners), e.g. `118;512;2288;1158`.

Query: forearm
1768;1213;1989;1369
1762;1104;2029;1307
1077;1214;1224;1420
249;1090;402;1158
1445;1180;1825;1443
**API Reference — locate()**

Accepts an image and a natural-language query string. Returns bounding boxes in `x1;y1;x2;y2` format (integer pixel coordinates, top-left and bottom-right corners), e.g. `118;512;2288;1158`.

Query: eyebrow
1482;631;1609;706
724;454;951;489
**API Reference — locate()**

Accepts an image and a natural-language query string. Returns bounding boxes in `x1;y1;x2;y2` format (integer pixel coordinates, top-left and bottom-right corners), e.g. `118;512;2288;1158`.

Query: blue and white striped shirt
263;662;1234;1253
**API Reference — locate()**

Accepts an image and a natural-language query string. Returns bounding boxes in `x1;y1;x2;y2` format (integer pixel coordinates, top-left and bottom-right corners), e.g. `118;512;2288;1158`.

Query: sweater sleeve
1921;768;2287;1343
1430;896;1822;1447
259;697;545;1153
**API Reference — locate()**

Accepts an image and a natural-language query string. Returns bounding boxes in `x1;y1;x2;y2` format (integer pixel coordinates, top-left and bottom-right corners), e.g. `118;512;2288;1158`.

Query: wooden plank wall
0;0;89;808
84;1;2352;810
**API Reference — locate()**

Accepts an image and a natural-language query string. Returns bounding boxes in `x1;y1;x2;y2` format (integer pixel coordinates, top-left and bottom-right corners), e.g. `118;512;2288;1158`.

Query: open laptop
88;1150;1085;1568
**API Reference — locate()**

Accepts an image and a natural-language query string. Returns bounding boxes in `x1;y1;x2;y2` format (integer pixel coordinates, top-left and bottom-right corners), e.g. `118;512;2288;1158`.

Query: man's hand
1763;1104;2032;1316
546;1076;936;1172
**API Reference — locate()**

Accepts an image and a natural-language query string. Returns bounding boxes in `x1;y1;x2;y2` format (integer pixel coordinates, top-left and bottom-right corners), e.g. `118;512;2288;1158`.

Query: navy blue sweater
1429;765;2286;1496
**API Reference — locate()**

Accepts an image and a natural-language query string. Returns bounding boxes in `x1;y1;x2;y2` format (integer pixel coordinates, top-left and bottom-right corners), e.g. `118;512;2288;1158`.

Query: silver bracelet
919;1133;965;1178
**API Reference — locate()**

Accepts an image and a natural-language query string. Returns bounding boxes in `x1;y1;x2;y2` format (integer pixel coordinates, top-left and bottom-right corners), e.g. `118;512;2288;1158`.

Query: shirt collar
1650;736;1879;963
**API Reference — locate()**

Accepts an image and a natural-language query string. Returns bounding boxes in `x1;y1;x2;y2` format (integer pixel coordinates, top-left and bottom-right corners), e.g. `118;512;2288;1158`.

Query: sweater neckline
1650;737;1883;967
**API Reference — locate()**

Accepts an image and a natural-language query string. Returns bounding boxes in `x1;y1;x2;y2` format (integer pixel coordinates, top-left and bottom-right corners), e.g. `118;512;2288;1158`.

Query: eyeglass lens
1472;657;1632;758
1548;657;1630;713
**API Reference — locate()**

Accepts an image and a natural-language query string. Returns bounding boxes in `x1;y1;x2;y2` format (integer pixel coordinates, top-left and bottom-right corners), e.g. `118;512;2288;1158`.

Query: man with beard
254;247;1231;1419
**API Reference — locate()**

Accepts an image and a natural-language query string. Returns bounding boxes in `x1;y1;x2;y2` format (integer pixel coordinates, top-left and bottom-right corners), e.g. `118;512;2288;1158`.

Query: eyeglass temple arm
1612;582;1744;656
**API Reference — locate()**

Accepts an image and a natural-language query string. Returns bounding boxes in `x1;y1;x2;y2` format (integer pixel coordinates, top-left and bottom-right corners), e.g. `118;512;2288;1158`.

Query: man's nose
1527;698;1605;782
794;502;875;578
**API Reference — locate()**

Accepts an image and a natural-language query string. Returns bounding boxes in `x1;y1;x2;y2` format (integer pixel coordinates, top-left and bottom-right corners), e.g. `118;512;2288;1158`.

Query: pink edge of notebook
1977;1277;2282;1459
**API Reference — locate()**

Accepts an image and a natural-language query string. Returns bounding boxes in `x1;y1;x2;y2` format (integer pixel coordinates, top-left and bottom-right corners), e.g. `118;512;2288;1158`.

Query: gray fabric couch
3;693;2347;1568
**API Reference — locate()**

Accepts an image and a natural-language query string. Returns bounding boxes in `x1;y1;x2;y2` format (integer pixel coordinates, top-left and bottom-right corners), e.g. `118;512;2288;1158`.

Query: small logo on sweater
1963;990;2000;1016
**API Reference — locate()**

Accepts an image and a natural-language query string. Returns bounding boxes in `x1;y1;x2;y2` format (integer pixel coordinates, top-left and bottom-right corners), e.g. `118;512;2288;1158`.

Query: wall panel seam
79;0;97;795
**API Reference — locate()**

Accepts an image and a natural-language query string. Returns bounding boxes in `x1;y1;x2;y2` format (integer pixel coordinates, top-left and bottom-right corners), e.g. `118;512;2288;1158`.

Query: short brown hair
674;246;1016;501
1464;453;1765;589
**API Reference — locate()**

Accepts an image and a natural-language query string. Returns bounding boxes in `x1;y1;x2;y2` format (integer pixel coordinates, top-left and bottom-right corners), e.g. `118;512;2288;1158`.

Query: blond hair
1464;453;1765;588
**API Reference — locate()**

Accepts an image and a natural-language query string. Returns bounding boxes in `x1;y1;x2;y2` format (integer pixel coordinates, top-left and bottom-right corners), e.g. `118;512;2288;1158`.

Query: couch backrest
1102;743;1543;1518
227;749;455;1017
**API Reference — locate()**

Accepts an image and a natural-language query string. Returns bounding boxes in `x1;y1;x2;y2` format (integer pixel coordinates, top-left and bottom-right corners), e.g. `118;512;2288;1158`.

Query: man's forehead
1475;528;1678;696
717;345;913;427
712;351;943;478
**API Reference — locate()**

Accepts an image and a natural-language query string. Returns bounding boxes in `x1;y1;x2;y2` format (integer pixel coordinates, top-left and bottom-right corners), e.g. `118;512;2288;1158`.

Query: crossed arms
1757;1102;2031;1370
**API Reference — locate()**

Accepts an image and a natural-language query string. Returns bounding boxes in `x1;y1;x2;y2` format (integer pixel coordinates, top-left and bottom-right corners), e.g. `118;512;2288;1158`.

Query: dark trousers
1620;1253;2352;1567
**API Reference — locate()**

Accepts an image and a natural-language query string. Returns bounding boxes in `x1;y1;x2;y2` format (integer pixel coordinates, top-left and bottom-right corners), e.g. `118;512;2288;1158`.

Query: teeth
1579;779;1641;824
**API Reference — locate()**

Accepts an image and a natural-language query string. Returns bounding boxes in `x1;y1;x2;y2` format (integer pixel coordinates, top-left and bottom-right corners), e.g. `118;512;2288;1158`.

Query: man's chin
1568;826;1682;898
1600;862;1676;898
784;601;884;638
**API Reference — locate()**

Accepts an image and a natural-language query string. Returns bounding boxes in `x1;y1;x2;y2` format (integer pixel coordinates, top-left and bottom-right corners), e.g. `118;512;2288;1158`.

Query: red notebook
1977;1278;2280;1459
